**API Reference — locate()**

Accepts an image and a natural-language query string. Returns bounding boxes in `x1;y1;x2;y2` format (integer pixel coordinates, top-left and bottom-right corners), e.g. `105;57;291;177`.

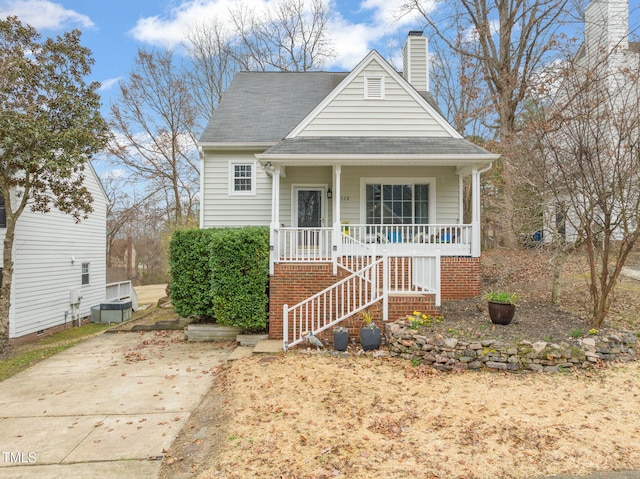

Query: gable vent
365;76;385;99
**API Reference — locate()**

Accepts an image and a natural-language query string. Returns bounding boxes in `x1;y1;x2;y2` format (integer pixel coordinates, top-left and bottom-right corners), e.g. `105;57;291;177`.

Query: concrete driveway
0;331;232;479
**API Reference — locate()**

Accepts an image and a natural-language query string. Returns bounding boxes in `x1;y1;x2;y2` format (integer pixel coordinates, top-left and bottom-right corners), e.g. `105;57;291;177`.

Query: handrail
284;257;384;351
283;252;441;351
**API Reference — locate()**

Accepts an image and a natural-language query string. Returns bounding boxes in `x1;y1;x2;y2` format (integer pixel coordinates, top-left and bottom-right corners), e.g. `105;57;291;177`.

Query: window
81;263;90;285
0;193;5;228
365;76;385;99
229;162;256;195
366;183;430;224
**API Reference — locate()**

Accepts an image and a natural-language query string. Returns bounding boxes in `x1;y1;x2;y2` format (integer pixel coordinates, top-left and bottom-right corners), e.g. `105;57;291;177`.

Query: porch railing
273;227;333;262
283;252;440;351
271;224;471;267
105;280;139;311
345;224;470;247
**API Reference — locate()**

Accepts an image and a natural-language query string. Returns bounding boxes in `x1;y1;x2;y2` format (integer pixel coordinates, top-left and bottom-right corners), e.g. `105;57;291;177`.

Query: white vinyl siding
8;166;107;339
297;59;450;137
403;35;429;92
201;151;272;227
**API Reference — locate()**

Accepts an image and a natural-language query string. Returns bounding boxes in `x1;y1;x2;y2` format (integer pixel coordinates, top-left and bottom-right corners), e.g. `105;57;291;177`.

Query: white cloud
98;77;121;92
0;0;93;30
129;0;272;49
129;0;433;70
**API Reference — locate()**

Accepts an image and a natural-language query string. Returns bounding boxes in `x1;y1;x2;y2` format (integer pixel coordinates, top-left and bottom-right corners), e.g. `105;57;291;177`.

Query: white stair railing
283;257;384;351
282;252;442;351
337;232;374;274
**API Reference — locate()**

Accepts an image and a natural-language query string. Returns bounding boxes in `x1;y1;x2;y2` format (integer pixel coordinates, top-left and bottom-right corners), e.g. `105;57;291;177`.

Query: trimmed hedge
168;229;215;318
168;227;269;332
210;227;269;332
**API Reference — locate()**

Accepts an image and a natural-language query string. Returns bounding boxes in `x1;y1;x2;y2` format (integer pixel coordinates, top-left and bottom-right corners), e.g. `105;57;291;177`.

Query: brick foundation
441;256;481;300
9;316;91;346
269;256;481;340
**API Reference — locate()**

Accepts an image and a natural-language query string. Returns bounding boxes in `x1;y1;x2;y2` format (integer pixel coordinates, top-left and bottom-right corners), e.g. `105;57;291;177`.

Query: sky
0;0;430;112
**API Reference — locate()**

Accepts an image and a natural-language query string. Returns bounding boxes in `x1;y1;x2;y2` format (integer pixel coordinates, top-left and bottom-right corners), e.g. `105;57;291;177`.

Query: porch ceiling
256;137;499;166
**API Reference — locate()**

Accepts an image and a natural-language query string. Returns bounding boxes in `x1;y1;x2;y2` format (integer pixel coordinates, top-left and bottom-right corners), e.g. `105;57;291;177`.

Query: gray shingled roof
199;71;348;143
260;137;493;156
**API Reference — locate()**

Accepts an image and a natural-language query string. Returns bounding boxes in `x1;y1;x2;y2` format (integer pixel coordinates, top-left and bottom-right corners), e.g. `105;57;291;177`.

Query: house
199;32;499;349
0;163;108;343
545;0;640;243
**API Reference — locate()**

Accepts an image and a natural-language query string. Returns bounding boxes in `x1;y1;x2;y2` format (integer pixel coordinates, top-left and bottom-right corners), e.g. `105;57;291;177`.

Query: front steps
227;336;282;362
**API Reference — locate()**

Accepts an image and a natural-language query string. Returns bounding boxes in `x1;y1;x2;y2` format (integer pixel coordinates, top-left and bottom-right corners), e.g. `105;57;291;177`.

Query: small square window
229;162;256;195
81;263;90;285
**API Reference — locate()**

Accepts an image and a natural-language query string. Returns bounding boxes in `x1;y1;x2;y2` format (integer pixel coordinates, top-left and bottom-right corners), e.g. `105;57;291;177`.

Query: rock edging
385;320;638;372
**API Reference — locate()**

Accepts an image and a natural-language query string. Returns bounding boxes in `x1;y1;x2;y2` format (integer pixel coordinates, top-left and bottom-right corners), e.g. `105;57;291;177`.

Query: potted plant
483;291;518;325
359;310;381;350
333;326;349;351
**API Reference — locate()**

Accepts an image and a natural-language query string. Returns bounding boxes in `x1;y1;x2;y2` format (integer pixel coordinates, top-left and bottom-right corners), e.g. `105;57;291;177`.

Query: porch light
327;188;332;199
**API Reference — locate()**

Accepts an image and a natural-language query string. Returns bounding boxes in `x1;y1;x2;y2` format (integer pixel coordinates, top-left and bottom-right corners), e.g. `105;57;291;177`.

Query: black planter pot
333;330;349;351
360;327;381;351
488;301;516;325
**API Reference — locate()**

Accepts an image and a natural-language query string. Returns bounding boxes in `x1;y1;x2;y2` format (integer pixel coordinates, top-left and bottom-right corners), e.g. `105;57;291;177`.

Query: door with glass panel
294;187;326;258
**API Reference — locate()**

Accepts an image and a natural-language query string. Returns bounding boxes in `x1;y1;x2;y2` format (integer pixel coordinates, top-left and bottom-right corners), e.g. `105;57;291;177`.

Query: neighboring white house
199;32;499;348
544;0;640;243
0;163;107;342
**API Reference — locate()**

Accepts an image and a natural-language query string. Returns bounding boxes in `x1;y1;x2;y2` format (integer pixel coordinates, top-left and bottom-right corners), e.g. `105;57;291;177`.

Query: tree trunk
0;219;16;353
551;259;562;304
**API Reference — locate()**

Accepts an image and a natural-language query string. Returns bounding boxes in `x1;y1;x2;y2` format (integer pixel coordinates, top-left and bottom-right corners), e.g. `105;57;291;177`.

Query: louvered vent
365;76;384;99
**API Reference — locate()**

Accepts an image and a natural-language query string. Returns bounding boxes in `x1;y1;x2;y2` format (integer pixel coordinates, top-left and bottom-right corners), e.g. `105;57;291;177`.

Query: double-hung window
365;183;430;225
229;162;256;195
81;263;90;285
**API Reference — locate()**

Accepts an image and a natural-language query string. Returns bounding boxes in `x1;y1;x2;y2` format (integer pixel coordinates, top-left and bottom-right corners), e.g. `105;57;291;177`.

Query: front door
296;188;324;228
294;187;326;256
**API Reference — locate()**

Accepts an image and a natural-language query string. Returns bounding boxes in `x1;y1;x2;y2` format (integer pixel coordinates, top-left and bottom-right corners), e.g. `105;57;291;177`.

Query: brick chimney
403;31;429;93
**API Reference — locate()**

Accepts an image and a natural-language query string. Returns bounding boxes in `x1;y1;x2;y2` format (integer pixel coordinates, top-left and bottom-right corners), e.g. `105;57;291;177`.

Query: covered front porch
264;162;490;273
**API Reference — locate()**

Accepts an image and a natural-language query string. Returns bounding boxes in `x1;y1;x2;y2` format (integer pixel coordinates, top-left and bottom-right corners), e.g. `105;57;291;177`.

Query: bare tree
523;48;640;327
109;49;199;227
230;0;336;72
184;19;239;123
430;31;490;138
402;0;572;246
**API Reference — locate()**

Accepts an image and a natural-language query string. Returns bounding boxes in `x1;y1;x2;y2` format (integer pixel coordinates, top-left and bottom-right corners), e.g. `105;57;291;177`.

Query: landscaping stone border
385;320;638;372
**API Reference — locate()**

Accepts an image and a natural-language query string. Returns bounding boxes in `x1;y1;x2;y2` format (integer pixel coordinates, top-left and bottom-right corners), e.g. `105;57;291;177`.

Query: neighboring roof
259;136;494;157
199;71;348;144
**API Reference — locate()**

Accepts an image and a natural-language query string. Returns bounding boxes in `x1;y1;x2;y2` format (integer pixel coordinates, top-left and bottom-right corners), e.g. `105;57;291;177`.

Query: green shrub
169;229;216;318
169;226;270;331
209;227;269;332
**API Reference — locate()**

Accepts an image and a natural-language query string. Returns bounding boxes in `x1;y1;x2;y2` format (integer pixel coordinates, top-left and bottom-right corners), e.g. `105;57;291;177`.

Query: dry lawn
165;355;640;479
160;249;640;479
135;283;168;306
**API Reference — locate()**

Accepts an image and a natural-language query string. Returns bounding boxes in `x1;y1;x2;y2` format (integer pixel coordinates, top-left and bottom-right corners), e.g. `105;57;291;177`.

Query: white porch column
332;164;342;274
471;167;481;257
271;165;281;226
270;165;281;274
458;173;464;225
